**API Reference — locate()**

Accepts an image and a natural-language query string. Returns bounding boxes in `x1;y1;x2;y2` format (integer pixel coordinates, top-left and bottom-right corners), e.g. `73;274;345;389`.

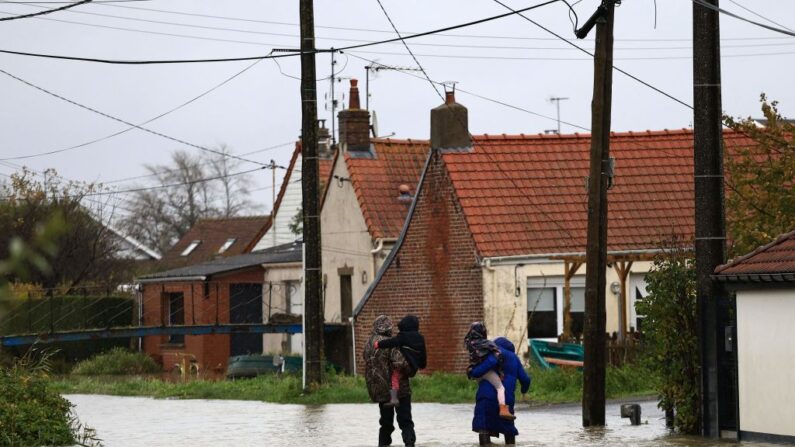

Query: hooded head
397;315;420;332
494;337;516;353
373;315;393;336
464;321;488;345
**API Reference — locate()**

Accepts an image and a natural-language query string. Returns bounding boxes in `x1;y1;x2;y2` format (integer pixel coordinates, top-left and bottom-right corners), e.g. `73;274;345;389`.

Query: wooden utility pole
581;0;615;427
299;0;323;388
693;0;725;437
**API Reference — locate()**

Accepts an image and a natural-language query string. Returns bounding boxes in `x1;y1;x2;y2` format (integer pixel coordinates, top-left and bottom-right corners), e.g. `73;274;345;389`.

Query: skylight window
218;238;237;254
180;240;201;256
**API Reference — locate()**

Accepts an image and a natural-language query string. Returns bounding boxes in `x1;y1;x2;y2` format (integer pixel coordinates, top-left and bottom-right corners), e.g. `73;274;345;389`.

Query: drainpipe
484;259;498;333
136;283;144;353
370;238;396;281
349;315;357;376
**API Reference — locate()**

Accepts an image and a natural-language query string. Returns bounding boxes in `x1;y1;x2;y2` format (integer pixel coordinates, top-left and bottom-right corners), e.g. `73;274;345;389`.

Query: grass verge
53;364;657;406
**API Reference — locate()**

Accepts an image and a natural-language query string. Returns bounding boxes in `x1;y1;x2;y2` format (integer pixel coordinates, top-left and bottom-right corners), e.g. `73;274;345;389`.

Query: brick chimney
430;91;471;150
338;79;372;155
317;119;333;159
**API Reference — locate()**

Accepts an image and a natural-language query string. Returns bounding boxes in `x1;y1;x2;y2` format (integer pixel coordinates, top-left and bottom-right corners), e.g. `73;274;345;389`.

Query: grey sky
0;0;793;218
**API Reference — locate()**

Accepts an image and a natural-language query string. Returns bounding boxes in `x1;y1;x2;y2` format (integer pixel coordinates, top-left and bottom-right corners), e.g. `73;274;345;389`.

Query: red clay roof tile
442;129;756;257
345;138;429;239
715;230;795;276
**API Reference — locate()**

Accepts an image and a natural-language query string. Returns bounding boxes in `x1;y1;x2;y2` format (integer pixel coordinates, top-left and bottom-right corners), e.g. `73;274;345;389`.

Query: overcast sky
0;0;793;218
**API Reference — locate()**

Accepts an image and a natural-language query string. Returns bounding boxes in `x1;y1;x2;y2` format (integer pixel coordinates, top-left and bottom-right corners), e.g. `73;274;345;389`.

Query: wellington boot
385;389;400;407
499;404;516;420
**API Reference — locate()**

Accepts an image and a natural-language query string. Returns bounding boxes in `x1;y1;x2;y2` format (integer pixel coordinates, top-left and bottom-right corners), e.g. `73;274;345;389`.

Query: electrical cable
0;59;263;162
372;0;579;243
489;0;694;110
0;67;270;166
11;7;794;53
344;51;591;131
0;0;561;64
692;0;795;38
96;2;792;42
0;0;89;21
725;0;794;33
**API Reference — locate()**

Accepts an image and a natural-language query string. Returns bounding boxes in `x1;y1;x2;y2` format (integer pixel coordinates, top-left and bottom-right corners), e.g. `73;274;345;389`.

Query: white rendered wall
737;288;795;437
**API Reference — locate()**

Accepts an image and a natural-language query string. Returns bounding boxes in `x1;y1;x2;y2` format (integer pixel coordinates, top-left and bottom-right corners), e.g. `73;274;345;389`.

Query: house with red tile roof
159;215;272;270
252;133;334;252
351;92;758;372
320;80;428;325
713;230;795;443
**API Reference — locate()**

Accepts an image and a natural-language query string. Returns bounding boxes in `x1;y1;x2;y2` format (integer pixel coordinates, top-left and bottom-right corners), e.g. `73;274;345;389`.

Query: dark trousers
378;396;415;446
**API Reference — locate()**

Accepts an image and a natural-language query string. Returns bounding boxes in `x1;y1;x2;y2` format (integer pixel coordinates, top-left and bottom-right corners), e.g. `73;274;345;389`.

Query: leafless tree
118;148;257;254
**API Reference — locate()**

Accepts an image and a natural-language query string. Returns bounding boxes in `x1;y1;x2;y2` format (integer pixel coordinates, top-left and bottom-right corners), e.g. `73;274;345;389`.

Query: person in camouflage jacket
364;315;416;446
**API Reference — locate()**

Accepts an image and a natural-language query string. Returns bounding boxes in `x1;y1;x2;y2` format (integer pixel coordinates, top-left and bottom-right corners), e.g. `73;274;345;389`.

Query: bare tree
118;148;258;254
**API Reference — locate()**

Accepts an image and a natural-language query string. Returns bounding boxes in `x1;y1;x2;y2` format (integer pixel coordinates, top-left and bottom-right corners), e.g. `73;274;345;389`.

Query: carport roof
714;229;795;283
138;240;302;282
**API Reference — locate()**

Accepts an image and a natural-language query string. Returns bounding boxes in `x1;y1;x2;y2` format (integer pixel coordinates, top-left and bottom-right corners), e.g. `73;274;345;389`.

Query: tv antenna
549;96;569;135
364;63;422;110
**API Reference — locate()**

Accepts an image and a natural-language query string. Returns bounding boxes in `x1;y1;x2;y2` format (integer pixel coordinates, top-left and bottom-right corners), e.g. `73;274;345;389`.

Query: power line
692;0;795;38
12;6;795;54
0;0;89;21
489;0;693;110
725;0;795;33
96;2;795;43
0;1;562;64
344;51;591;132
0;67;269;166
349;48;795;61
1;0;146;3
372;0;579;243
0;59;264;162
83;166;266;197
100;142;295;186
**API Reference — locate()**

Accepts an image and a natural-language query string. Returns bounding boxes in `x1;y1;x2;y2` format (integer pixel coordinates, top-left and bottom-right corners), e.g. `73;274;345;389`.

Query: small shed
714;229;795;443
137;241;302;372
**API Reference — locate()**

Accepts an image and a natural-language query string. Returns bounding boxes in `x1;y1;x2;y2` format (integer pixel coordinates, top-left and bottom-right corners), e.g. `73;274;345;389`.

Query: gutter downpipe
370;238;396;281
349;316;357;376
136;283;144;353
484;259;498;333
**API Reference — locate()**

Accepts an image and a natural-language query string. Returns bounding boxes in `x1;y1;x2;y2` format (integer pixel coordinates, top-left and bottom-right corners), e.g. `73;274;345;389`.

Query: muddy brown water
65;395;777;446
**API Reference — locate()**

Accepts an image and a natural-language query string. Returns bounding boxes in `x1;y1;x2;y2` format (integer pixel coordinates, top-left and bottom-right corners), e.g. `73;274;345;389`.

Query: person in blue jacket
469;336;531;446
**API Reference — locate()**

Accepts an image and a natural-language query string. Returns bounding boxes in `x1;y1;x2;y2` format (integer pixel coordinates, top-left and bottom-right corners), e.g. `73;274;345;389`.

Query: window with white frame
180;240;201;256
526;276;586;339
218;238;236;254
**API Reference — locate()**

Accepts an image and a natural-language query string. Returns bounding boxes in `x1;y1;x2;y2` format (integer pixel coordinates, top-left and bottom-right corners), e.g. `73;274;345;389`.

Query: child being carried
464;322;515;421
374;315;427;407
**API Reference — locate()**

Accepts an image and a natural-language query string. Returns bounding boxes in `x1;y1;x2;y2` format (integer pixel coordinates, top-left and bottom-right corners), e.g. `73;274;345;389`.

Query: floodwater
65;394;778;447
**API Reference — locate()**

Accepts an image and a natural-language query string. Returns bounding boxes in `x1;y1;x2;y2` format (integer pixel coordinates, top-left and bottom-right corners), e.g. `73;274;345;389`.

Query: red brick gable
345;138;430;239
354;151;482;373
715;229;795;277
444;129;756;257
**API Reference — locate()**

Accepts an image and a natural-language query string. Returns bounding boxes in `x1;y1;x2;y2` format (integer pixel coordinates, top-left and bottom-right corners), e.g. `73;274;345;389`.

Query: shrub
0;350;99;447
634;245;700;433
72;347;160;375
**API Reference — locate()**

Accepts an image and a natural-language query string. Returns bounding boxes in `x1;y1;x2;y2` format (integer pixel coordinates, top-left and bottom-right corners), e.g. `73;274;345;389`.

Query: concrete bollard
620;403;642;426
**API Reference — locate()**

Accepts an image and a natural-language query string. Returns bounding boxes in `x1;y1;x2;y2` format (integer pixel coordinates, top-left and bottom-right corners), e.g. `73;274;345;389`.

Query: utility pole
549;96;569;134
299;0;323;388
270;159;277;247
693;0;725;437
578;0;615;427
329;49;337;146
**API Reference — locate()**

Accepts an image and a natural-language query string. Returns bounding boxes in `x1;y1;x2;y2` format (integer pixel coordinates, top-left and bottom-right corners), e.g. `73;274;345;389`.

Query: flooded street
66;395;775;446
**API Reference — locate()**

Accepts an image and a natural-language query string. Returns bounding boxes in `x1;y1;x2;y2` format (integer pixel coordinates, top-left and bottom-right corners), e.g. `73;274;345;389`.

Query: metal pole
330;49;337;145
582;0;614;428
693;0;726;437
300;0;324;388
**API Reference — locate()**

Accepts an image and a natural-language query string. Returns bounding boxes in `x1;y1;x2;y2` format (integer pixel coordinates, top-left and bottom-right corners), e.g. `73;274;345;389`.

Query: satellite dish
371;110;379;138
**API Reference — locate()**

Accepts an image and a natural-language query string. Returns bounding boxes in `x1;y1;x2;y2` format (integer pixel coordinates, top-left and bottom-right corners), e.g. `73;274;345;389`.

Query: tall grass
71;348;160;375
55;363;656;406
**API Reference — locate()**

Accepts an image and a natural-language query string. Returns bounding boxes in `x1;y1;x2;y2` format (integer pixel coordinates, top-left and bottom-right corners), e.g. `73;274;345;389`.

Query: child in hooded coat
464;322;515;420
374;315;427;407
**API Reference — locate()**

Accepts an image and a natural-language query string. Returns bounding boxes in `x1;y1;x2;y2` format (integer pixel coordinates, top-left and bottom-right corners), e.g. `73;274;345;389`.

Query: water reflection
65;395;777;447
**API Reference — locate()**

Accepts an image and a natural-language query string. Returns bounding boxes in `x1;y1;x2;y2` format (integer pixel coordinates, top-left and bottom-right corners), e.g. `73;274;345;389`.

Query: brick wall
141;267;264;372
354;151;483;373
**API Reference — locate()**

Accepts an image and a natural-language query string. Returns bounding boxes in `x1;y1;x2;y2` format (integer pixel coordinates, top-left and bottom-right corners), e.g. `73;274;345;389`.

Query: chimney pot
431;92;471;150
338;79;371;154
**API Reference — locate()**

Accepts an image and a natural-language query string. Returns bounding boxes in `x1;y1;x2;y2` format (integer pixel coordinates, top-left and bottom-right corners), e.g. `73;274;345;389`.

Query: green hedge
1;296;134;367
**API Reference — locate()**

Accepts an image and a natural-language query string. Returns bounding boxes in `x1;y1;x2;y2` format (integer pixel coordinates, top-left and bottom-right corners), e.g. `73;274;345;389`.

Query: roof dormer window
218;238;237;254
180;240;201;256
